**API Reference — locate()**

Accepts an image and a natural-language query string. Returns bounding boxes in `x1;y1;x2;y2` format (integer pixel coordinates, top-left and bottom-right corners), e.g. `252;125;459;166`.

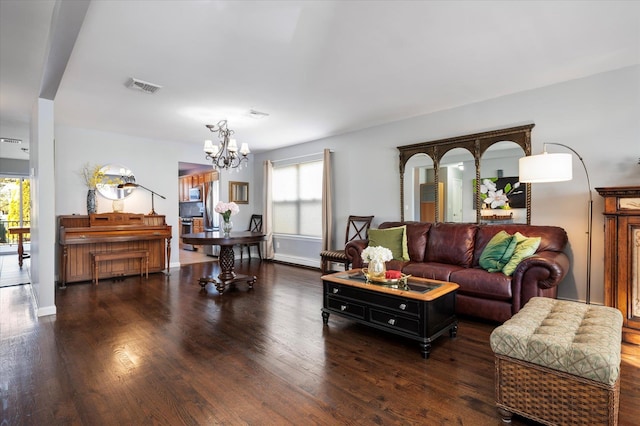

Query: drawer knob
399;303;407;310
388;318;396;326
332;288;339;294
340;305;347;311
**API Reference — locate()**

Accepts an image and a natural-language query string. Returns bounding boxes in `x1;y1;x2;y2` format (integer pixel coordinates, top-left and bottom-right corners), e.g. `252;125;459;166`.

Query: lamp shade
519;152;572;183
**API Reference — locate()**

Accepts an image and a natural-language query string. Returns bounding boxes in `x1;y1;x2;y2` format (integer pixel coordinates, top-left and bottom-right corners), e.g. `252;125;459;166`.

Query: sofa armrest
511;250;570;312
345;239;368;269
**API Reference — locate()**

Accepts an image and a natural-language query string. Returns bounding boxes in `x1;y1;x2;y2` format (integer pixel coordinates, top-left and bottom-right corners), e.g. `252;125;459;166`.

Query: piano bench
91;250;149;285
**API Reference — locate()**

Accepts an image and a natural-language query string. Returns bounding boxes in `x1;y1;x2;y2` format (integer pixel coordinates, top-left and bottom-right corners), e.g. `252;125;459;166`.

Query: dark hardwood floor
2;260;639;425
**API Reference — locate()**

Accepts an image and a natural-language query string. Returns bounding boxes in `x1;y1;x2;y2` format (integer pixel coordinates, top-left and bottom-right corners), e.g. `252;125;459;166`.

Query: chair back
248;214;263;233
345;215;374;244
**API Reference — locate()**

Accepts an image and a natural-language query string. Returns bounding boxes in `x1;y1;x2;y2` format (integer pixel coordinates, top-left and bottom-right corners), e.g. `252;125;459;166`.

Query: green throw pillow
367;226;409;261
502;232;542;276
479;231;517;273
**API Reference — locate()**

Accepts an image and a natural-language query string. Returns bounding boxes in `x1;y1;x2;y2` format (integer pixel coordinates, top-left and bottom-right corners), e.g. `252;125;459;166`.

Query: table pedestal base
198;244;256;294
198;275;257;294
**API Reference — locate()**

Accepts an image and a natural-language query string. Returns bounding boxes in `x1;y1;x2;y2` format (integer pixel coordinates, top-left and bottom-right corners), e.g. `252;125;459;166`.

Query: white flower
480;179;521;209
361;246;393;263
214;201;239;221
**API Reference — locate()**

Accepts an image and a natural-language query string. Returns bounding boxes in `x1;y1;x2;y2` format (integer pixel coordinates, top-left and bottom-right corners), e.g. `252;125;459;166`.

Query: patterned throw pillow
502;232;541;276
479;230;517;272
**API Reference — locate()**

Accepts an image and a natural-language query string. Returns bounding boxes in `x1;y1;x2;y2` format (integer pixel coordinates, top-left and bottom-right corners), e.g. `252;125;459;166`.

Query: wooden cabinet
193;217;203;233
178;176;190;201
192;217;204;249
178;171;216;201
596;186;640;345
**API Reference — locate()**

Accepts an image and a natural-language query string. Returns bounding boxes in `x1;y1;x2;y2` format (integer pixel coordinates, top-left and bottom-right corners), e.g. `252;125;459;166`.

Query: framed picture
229;181;249;204
473;176;526;209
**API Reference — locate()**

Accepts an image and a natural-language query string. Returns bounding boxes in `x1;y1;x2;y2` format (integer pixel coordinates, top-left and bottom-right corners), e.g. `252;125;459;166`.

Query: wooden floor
2;260;640;425
178;247;215;265
0;253;30;288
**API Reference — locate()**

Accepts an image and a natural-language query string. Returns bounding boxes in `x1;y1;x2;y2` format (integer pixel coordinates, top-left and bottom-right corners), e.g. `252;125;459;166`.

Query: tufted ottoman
490;297;623;425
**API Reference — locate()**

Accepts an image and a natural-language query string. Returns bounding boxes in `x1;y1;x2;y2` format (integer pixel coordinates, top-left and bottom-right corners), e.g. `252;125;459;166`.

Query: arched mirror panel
479;142;527;224
402;153;435;221
398;124;533;224
438;147;476;223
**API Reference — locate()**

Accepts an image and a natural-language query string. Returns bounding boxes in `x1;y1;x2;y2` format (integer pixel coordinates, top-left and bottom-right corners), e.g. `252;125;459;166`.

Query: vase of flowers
215;201;239;236
81;163;104;214
222;219;233;235
361;246;393;281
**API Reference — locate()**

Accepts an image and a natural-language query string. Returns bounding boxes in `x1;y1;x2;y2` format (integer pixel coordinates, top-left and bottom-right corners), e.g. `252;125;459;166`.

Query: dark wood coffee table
322;269;459;358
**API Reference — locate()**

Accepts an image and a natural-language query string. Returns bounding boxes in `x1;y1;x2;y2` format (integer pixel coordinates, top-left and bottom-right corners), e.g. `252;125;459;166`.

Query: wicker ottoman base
495;354;620;425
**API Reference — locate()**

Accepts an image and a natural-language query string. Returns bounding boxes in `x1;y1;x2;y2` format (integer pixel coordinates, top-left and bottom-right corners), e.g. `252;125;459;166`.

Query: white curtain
321;148;333;251
263;160;275;259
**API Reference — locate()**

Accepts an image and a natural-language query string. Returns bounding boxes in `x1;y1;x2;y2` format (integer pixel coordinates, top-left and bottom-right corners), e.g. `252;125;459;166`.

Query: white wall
255;65;640;304
54;125;254;273
5;65;638;311
0;117;31;160
29;98;57;316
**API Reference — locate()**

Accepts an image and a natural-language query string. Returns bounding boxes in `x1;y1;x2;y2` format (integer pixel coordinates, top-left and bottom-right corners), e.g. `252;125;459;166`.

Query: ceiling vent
248;109;269;119
126;78;162;94
0;137;22;144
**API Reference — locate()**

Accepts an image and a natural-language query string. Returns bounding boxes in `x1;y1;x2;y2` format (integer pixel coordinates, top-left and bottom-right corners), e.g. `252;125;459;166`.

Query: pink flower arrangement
214;201;239;222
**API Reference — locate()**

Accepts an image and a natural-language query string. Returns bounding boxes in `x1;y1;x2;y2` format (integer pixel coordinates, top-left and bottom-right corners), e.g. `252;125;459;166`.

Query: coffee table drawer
370;309;420;335
365;292;420;316
327;283;419;315
326;282;358;298
326;296;366;320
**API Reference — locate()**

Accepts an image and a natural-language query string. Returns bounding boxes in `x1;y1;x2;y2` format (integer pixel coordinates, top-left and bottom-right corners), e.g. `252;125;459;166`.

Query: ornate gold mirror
398;124;533;224
229;181;249;204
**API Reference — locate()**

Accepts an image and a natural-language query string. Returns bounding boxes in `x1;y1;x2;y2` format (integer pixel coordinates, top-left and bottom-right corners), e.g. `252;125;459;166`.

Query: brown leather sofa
345;222;570;323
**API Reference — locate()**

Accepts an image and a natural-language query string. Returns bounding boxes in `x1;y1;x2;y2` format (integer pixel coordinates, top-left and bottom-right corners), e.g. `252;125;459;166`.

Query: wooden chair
240;214;263;261
320;215;374;274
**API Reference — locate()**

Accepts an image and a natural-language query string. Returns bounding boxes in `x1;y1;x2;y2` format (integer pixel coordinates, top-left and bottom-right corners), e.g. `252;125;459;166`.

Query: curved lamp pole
117;183;166;215
519;142;593;304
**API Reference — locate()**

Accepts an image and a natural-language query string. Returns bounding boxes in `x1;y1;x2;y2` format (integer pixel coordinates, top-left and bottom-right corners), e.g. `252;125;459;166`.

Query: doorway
0;177;31;287
178;162;219;265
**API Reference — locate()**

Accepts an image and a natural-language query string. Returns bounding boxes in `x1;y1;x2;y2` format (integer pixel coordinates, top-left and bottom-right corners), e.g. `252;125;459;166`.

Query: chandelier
203;120;250;170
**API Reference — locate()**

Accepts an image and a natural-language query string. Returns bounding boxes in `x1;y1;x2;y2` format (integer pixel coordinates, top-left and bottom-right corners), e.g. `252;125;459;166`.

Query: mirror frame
229;181;249;204
398;124;533;224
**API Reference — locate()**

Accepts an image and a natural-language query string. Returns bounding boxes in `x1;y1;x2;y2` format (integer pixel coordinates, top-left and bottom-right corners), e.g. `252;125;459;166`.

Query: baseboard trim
273;254;319;269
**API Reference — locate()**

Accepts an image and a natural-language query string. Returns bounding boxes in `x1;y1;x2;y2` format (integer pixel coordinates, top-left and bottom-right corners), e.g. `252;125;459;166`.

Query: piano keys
58;213;171;287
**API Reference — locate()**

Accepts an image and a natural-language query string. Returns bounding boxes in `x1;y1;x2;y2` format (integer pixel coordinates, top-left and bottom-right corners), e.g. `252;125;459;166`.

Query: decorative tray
362;270;411;284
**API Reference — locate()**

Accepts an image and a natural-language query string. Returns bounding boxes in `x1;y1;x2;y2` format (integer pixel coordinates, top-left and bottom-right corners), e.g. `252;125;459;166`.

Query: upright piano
58;213;172;287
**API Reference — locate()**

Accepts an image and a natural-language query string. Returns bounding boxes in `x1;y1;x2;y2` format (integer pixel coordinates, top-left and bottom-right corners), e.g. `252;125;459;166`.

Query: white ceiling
1;1;639;160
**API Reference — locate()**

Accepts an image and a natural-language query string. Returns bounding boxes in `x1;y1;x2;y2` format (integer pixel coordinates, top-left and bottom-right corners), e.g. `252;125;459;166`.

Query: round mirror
96;164;136;200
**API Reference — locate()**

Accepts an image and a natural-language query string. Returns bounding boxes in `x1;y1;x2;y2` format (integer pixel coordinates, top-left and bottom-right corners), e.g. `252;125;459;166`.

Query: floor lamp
518;143;593;304
117;183;166;215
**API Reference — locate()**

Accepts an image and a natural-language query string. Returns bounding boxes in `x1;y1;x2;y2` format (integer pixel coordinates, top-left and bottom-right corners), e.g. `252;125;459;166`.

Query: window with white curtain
272;160;322;237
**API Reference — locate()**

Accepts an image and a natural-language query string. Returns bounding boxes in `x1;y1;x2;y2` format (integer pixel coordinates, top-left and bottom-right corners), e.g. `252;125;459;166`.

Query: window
273;160;322;237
